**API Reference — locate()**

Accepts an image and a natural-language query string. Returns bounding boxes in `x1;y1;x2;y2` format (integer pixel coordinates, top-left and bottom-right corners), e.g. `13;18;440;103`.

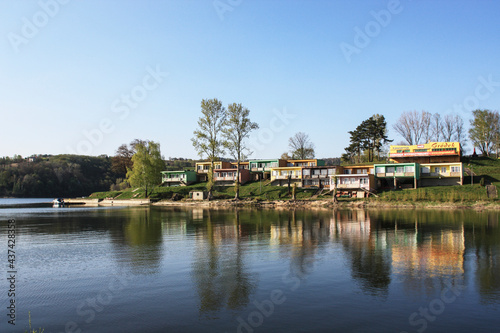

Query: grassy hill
89;157;500;204
89;181;324;201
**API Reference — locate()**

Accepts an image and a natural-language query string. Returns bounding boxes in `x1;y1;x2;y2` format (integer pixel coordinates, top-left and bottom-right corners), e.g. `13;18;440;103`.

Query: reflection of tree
472;212;500;304
289;211;325;280
333;210;391;297
110;207;163;274
191;209;257;316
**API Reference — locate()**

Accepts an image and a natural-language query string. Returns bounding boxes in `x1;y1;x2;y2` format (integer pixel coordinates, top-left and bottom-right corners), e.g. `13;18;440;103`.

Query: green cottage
161;170;197;187
248;159;288;180
374;163;420;189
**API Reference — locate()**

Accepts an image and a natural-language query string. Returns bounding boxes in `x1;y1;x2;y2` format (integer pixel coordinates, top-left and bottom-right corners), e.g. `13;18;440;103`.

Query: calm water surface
1;203;500;332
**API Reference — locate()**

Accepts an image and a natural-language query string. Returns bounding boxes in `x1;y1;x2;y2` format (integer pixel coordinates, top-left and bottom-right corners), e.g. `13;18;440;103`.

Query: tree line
342;109;499;163
0;155;117;198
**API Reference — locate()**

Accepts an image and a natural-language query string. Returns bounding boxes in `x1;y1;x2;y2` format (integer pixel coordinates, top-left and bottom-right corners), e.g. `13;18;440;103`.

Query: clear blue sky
1;0;500;159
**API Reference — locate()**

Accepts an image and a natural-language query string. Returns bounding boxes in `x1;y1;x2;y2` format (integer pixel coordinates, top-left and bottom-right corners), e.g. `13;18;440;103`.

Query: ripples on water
0;205;500;332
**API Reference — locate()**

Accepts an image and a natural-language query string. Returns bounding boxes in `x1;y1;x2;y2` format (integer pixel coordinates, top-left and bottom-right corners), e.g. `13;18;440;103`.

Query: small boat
52;198;65;207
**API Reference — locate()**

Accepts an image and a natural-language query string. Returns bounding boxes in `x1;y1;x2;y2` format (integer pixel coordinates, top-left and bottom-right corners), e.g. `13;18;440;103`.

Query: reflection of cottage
213;168;251;186
161;170;197;186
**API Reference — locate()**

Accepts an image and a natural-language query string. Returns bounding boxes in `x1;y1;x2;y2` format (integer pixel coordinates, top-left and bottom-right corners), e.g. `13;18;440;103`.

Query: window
451;166;460;173
375;167;384;174
406;166;414;173
414;149;427;152
421;167;430;173
328;168;335;175
396;166;404;173
272;171;278;176
360;178;368;184
387;167;395;173
441;167;447;173
313;169;321;175
321;169;328;175
303;169;310;176
434;167;439;173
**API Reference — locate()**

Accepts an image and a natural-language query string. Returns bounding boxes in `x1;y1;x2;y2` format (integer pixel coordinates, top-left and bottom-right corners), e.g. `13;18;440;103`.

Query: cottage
230;161;250;170
213;168;251;186
287;159;325;167
161;170;197;186
330;173;376;197
374;163;419;189
419;162;463;186
195;161;232;181
270;166;303;186
248;159;287;179
302;165;343;188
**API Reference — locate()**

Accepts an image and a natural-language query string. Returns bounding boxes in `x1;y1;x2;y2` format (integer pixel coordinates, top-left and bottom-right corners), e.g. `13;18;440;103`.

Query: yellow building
270;166;303;186
195;161;232;181
389;142;461;163
419;162;463;186
287;159;325;167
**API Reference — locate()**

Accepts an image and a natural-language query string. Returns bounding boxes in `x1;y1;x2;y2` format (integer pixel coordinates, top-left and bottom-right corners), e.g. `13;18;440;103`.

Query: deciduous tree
126;140;165;197
288;132;315;159
393;110;432;145
222;103;259;200
191;98;227;198
469;109;500;156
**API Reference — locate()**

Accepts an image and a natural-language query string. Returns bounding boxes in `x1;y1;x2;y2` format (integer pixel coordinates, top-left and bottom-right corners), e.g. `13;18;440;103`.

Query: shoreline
151;198;500;210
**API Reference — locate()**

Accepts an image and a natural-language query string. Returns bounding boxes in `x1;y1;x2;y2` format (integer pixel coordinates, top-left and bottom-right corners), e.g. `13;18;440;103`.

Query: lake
1;201;500;332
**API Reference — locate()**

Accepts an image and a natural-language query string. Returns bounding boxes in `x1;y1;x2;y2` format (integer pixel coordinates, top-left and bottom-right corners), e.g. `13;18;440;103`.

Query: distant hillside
0;155;117;198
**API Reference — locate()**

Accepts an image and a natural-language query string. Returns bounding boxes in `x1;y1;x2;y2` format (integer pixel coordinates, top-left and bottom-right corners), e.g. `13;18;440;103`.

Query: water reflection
4;206;500;332
331;210;392;297
109;207;163;274
191;210;257;317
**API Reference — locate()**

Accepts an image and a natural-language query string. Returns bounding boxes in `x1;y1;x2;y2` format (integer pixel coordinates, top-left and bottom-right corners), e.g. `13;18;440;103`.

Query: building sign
389;142;460;158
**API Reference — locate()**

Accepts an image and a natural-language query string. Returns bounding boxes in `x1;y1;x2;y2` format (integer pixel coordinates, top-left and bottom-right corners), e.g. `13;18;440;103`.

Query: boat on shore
52;198;65;207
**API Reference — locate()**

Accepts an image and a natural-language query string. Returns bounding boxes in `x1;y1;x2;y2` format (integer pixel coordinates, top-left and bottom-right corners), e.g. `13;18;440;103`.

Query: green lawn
90;181;320;201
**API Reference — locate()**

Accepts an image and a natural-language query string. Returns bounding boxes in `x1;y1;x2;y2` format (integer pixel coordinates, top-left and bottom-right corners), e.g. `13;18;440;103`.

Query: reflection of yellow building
391;227;465;278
